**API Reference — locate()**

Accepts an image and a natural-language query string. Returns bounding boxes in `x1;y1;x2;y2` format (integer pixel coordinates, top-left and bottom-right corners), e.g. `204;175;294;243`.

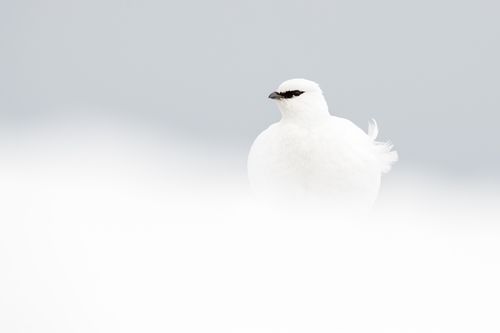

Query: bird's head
268;79;329;122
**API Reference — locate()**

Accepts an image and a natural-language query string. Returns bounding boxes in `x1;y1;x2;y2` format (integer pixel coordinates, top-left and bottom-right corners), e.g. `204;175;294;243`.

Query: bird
247;78;398;210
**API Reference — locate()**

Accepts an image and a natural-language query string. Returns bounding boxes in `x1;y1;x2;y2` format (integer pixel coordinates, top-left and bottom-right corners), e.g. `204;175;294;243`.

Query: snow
0;122;499;333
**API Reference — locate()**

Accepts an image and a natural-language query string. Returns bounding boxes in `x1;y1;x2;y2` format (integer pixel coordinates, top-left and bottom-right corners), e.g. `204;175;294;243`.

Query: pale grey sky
1;0;499;179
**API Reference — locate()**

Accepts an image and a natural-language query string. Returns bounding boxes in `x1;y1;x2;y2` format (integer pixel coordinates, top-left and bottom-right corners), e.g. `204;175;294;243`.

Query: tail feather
368;118;379;141
368;119;398;173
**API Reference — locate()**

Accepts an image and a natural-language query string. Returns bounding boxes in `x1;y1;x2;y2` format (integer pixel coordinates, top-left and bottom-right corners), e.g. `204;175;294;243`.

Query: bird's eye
279;90;305;99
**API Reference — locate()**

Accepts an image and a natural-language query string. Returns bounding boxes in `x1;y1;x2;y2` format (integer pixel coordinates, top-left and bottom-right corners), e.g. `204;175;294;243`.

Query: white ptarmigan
248;79;398;210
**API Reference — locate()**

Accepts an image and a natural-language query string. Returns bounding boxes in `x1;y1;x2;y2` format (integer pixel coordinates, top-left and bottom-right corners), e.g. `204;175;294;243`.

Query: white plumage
248;79;398;210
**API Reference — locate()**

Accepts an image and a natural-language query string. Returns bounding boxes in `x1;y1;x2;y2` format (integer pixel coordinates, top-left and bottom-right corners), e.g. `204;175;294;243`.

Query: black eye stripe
278;90;305;99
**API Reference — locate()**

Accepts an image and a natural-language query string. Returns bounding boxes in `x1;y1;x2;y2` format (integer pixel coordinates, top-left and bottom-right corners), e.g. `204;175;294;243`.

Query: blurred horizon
1;0;500;180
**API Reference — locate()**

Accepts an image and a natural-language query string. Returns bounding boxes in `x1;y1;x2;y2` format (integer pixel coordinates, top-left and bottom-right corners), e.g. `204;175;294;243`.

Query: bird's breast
248;122;381;205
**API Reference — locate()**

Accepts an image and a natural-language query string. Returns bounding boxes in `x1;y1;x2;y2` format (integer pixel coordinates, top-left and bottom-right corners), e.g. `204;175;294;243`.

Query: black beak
268;92;282;100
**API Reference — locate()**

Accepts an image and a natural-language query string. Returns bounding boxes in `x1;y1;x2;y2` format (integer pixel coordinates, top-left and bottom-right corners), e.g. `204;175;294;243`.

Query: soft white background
1;1;499;332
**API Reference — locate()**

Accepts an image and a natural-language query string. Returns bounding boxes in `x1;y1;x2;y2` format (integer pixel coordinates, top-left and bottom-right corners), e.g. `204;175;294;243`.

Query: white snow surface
0;121;499;333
